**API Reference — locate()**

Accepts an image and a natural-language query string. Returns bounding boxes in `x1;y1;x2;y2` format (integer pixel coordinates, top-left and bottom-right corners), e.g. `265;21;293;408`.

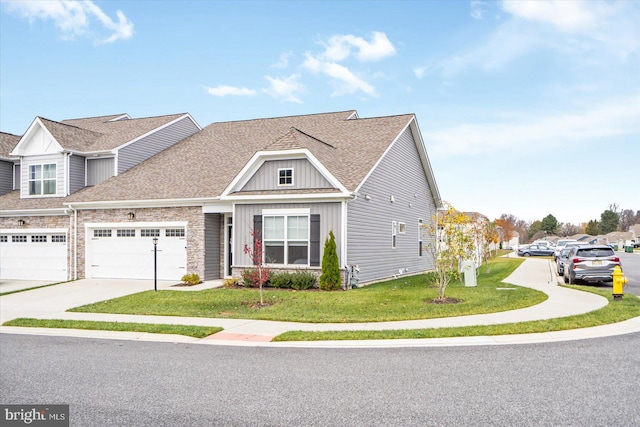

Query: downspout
66;204;78;280
343;192;358;274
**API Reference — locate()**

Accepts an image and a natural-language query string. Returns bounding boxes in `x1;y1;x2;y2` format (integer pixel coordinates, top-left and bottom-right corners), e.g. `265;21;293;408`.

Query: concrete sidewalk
1;259;639;348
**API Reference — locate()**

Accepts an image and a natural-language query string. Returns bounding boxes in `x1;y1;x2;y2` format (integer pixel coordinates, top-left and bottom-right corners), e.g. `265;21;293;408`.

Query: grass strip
274;286;640;341
2;318;222;338
70;257;546;323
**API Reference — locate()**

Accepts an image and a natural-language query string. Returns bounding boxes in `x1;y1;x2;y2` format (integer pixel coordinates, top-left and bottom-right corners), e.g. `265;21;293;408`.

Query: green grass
69;257;546;323
274;285;640;341
2;318;222;338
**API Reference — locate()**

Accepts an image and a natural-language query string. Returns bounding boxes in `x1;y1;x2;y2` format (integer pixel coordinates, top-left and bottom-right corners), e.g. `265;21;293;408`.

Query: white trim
1;228;68;234
85;221;187;229
224;193;347;203
202;202;233;214
26;162;57;196
10;117;64;156
63;197;219;210
262;208;310;215
277;167;294;186
108;114;132;121
0;209;68;217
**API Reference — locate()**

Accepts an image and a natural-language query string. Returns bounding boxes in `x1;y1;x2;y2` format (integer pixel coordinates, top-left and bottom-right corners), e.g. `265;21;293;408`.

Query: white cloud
413;66;426;79
501;0;596;33
271;51;293;69
262;75;304;103
303;53;377;97
470;0;488;20
3;0;133;44
320;31;396;62
425;94;640;157
206;86;257;97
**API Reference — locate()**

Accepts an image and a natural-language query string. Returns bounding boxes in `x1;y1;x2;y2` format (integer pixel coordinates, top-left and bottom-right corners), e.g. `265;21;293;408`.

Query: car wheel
567;273;574;285
558;268;564;277
523;253;530;257
564;273;569;284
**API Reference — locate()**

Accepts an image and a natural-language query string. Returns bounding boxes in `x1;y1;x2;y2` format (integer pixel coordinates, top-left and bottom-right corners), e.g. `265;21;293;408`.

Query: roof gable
10;118;66;156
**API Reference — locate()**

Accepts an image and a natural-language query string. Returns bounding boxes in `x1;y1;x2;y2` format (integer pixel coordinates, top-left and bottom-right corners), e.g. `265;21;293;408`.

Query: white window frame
28;163;57;196
277;168;294;186
399;222;406;234
262;213;310;266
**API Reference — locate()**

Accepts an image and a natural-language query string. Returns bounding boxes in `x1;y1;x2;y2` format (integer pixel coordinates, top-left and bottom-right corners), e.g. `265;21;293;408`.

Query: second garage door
86;225;187;280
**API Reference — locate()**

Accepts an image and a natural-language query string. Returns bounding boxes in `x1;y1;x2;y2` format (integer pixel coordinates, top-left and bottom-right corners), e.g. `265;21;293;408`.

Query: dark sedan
518;244;555;257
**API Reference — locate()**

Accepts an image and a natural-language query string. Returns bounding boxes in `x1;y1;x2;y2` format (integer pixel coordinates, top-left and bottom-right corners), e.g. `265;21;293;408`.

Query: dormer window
28;164;56;195
278;168;293;186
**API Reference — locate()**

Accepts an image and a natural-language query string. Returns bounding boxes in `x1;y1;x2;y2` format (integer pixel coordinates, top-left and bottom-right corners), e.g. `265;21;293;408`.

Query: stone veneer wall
74;206;206;279
0;214;73;280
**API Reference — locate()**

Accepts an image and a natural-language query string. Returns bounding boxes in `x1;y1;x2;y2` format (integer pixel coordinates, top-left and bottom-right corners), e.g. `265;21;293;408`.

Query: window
278;168;293;186
399;222;406;234
141;229;160;237
0;236;8;243
263;215;309;264
117;229;136;237
28;164;56;195
166;228;185;237
392;221;397;249
12;236;27;243
93;229;112;238
31;235;47;243
52;235;66;243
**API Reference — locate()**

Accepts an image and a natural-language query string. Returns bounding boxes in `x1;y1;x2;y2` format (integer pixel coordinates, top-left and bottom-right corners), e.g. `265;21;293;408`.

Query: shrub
223;278;240;288
241;268;271;288
319;230;341;291
181;273;201;286
291;270;317;290
270;272;293;289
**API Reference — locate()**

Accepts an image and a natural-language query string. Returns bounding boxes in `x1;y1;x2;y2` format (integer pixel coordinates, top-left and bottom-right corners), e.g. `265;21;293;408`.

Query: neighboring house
0;113;201;281
0;132;22;196
0;110;442;285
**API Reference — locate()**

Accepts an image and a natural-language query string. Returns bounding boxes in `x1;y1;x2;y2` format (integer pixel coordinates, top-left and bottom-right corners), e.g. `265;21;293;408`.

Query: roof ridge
208;110;357;125
38;117;104;136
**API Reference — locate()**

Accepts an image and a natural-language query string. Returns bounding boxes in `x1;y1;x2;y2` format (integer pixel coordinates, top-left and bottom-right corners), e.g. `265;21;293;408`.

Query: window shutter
309;214;320;267
253;215;262;266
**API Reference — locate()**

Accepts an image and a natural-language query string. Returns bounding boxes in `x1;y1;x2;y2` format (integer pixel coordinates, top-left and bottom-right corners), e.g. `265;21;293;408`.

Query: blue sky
1;0;638;226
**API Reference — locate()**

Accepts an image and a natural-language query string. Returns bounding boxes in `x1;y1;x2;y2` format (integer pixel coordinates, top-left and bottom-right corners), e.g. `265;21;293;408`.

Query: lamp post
152;237;158;291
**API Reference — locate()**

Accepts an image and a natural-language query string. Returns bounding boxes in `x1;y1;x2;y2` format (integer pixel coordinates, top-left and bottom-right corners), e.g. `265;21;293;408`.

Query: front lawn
70;257;546;323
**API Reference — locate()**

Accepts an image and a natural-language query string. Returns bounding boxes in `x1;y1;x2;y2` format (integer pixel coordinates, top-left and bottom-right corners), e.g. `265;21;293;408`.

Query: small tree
243;228;269;305
424;203;475;301
319;230;340;291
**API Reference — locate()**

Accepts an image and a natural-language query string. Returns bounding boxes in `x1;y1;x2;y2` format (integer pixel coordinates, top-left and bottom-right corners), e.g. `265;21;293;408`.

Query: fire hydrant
612;265;628;300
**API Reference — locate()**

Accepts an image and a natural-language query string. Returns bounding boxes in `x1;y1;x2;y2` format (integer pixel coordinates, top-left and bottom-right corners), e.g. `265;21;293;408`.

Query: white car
554;239;577;258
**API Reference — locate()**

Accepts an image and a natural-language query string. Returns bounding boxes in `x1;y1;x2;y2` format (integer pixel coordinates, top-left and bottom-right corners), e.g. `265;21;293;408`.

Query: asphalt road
2;333;639;426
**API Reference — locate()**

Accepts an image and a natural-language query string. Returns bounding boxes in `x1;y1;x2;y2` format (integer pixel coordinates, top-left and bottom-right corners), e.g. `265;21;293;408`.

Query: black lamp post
152;237;158;291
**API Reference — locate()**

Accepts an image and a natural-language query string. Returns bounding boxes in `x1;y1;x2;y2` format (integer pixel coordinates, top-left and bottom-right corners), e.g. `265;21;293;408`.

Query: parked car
518;244;555;257
563;245;622;285
556;247;573;276
554;239;577;259
633;241;640;249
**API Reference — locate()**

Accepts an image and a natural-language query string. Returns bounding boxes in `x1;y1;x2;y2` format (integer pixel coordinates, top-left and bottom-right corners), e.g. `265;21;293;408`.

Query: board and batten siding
233;202;342;267
346;126;437;284
20;154;65;198
241;159;334;192
14;164;20;190
86;158;115;186
0;161;12;195
68;154;85;194
117;116;200;174
204;213;221;280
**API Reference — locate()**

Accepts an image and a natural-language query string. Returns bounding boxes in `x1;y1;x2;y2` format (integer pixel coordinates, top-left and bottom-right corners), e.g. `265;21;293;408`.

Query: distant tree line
494;204;640;244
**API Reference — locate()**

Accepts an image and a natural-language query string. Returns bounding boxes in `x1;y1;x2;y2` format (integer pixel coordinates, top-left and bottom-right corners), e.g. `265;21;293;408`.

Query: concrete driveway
0;279;177;323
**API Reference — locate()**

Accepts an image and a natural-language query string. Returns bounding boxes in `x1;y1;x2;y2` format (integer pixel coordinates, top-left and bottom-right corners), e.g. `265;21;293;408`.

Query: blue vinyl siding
346;126;437;284
68;155;85;194
0;161;12;195
117;116;199;174
241;159;334;192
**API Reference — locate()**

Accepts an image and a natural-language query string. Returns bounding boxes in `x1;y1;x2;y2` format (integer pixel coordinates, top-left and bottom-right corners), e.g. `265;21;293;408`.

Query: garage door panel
87;227;187;280
0;234;67;281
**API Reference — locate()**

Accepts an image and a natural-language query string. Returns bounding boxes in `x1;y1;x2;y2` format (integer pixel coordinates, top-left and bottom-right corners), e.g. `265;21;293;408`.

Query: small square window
93;229;112;238
31;235;47;243
141;229;160;237
399;223;406;234
117;229;136;237
0;236;8;243
278;168;293;186
12;235;27;243
165;228;185;237
52;235;66;243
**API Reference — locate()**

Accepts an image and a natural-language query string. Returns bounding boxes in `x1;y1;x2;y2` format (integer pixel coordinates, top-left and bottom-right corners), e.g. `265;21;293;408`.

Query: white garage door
0;230;68;281
86;225;187;280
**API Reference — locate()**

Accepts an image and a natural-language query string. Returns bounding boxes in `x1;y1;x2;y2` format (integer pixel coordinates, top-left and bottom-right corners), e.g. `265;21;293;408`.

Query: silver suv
563;245;621;284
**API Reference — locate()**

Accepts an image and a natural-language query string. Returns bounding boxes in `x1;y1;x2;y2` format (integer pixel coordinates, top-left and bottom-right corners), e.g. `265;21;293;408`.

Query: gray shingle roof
66;110;417;203
0;132;21;158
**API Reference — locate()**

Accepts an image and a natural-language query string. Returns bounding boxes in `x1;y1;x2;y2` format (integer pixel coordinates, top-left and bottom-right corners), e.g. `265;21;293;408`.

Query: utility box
461;260;477;287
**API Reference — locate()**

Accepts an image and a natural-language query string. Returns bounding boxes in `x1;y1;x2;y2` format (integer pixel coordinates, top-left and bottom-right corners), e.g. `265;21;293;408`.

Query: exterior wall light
127;212;135;220
18;219;26;226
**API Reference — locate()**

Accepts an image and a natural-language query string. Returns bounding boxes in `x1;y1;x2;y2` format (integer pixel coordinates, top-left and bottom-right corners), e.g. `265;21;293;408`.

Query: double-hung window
263;215;309;265
29;164;56;195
